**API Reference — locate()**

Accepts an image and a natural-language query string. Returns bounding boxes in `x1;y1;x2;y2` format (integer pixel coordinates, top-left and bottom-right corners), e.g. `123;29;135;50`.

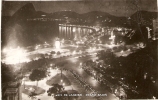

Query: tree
28;92;37;99
57;51;61;55
51;51;56;54
47;83;64;96
56;61;68;78
97;50;115;65
29;69;46;86
1;64;15;83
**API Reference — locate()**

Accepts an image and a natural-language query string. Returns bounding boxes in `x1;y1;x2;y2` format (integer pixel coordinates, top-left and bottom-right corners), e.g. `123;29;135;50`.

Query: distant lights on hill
41;15;46;17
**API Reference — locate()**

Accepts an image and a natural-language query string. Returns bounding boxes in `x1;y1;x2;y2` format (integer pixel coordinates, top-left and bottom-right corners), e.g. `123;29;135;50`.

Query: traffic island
21;85;45;96
46;73;71;86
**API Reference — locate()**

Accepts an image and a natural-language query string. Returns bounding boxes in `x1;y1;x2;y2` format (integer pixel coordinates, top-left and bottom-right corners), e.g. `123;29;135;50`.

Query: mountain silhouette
12;3;36;19
51;11;80;18
82;11;112;18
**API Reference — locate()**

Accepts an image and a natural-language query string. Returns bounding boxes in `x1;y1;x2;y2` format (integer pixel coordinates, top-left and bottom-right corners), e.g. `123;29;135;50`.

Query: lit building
59;24;94;40
109;30;115;44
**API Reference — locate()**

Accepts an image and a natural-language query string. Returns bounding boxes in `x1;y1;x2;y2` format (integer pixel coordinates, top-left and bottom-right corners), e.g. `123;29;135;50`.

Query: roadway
41;47;119;100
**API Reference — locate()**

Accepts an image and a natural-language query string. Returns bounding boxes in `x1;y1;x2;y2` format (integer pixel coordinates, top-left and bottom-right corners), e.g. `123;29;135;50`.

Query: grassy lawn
21;85;45;96
46;73;71;86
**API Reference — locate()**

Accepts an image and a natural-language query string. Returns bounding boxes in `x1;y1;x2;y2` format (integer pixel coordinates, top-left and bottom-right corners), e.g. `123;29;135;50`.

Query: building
59;24;94;40
3;82;22;100
153;19;158;39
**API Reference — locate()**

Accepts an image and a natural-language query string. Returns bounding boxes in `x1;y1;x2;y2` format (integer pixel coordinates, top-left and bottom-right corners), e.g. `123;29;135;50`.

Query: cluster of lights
60;79;65;86
2;47;30;64
35;45;40;50
117;28;122;31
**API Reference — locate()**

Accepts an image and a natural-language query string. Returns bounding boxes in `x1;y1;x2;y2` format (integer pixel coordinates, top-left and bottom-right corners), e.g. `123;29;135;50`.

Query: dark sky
2;0;157;17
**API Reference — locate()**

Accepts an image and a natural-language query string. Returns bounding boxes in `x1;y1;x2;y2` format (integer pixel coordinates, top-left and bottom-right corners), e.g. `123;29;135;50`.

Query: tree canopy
29;69;46;81
1;64;15;83
47;83;64;96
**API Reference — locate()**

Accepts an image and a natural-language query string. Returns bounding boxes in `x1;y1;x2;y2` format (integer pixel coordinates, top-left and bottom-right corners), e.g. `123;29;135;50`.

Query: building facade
4;82;22;100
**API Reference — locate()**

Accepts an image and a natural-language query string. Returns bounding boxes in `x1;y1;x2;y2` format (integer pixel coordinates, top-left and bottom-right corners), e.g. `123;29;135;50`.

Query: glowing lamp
55;40;60;49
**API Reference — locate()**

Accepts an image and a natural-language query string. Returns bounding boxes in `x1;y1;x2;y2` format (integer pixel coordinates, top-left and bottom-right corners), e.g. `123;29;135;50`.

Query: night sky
2;0;157;17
